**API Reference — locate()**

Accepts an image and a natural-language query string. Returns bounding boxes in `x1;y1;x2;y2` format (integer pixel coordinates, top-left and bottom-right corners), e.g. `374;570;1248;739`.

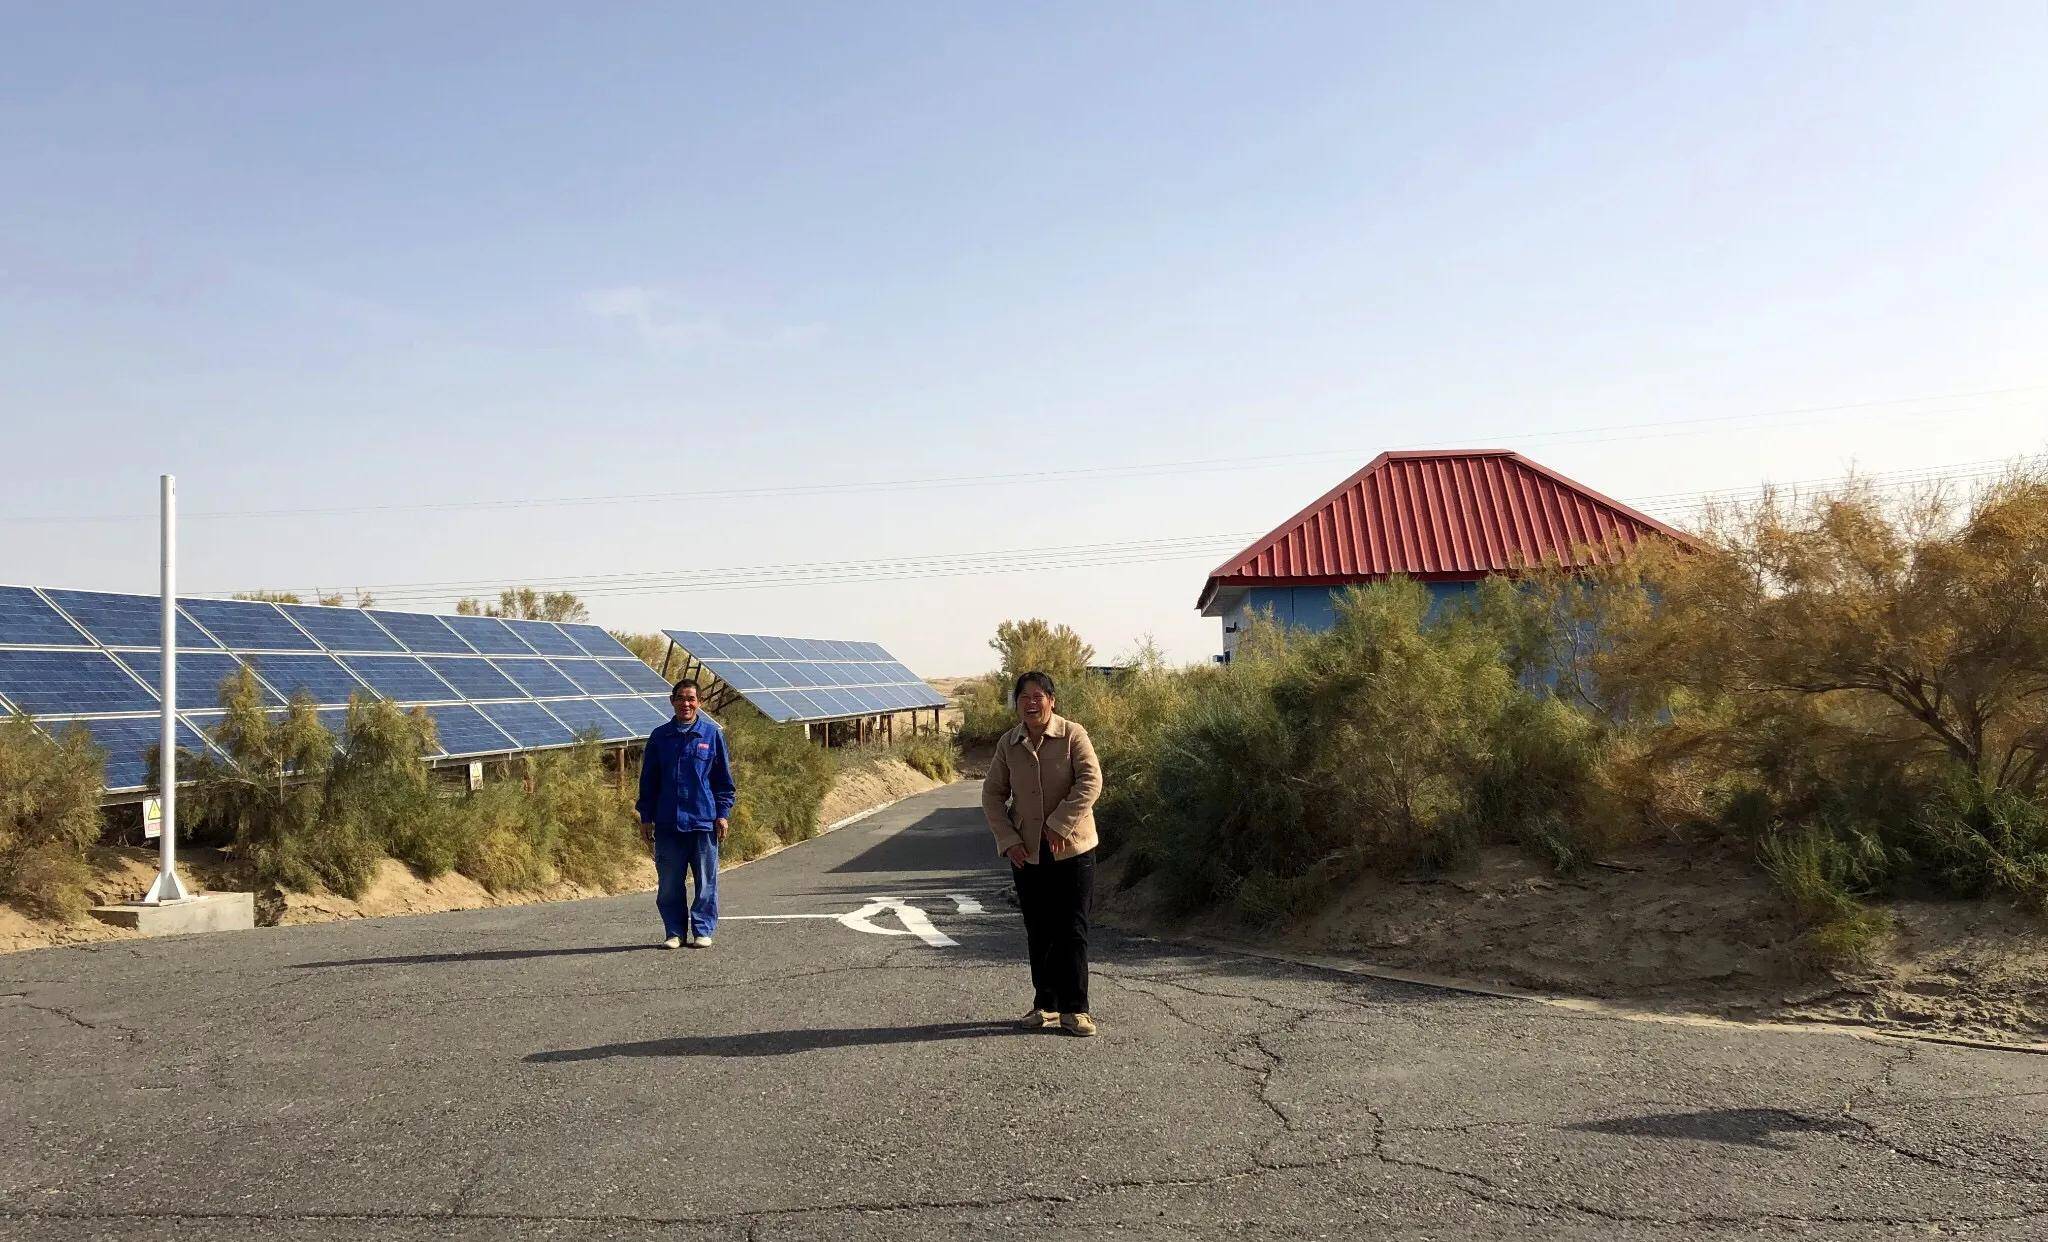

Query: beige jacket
982;713;1102;861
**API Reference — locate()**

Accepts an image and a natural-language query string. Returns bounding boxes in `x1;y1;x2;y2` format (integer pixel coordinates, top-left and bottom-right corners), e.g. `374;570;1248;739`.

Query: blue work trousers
654;829;719;939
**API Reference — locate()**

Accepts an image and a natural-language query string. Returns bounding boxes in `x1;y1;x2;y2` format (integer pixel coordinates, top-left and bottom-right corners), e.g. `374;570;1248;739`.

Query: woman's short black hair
1013;670;1057;702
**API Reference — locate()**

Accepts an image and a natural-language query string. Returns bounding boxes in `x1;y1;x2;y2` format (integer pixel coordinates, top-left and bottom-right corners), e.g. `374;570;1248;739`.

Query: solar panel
639;694;678;723
603;658;672;694
661;630;944;722
179;598;320;651
551;658;633;694
716;662;762;691
493;657;581;698
114;650;279;712
3;587;679;796
779;690;830;719
559;623;636;659
422;657;525;702
0;586;91;647
0;649;159;715
545;698;633;740
743;689;797;722
338;655;459;703
478;700;579;748
45;715;212;792
441;614;534;656
279;604;405;653
500;619;586;657
601;695;670;733
423;705;517;757
365;610;475;654
243;653;367;706
45;589;218;650
807;688;853;716
672;630;731;659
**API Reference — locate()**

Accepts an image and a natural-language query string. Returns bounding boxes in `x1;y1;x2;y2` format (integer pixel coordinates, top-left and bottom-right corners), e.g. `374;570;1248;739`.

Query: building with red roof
1198;449;1697;659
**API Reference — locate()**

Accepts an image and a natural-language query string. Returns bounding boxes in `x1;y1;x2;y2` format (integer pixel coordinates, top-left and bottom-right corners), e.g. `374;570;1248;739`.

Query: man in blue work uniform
637;680;738;949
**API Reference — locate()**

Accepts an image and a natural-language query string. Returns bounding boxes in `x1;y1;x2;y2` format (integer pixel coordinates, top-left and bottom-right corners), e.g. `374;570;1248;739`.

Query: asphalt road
4;782;2045;1240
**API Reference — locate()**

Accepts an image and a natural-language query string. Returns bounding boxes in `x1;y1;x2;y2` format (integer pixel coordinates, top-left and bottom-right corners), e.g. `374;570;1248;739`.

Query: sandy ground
2;758;943;954
1101;839;2048;1046
818;758;945;827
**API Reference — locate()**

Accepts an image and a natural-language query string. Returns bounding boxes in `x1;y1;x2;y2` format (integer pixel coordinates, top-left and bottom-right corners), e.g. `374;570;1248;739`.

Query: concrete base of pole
88;892;255;936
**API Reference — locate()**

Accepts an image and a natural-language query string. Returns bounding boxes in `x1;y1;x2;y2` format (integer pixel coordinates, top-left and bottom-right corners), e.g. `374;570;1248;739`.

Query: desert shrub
1758;824;1894;962
1613;475;2048;802
955;619;1097;746
1143;675;1306;914
0;716;106;918
891;732;959;783
1064;640;1201;859
442;737;642;894
328;697;454;883
954;675;1014;746
991;618;1093;688
454;780;554;892
526;739;644;890
1466;693;1613;872
1914;777;2048;913
187;674;445;898
720;704;833;859
186;675;363;895
1293;584;1524;869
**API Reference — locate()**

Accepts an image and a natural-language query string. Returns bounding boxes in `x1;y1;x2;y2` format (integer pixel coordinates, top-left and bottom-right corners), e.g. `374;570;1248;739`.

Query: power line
319;535;1264;605
10;383;2042;525
230;454;2043;605
1629;453;2048;514
268;532;1264;595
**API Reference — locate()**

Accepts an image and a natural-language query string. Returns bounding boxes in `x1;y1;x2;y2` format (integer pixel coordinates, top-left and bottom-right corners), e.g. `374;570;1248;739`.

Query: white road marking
836;899;958;948
714;895;1012;942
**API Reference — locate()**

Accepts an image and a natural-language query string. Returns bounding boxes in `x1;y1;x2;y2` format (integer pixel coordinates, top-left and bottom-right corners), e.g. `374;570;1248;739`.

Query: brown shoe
1020;1008;1058;1030
1061;1012;1098;1038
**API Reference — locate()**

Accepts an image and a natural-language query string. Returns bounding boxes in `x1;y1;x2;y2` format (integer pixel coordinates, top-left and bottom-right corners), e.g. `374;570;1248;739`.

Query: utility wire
235;454;2043;604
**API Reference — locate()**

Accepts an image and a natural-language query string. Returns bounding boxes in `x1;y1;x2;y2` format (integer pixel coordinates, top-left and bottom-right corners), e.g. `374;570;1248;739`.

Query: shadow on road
526;1020;1024;1062
826;806;997;876
293;944;657;969
1567;1108;1860;1150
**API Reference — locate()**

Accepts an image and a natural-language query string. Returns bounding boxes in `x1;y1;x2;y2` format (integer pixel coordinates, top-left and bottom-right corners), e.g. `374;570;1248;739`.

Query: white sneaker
690;936;714;949
660;936;682;950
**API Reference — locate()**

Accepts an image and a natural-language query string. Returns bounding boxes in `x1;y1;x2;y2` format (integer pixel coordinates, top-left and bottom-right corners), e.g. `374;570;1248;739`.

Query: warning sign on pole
143;797;163;841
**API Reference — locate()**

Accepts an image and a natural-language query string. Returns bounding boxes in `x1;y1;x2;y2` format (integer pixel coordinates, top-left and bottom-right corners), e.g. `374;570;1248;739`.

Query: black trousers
1013;837;1096;1014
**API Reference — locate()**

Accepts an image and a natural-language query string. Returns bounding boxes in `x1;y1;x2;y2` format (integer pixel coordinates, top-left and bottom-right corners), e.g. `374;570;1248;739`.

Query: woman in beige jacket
981;670;1104;1037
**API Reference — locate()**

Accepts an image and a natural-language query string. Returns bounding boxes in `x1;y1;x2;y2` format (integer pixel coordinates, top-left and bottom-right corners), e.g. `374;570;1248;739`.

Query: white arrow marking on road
947;894;984;914
836;899;958;948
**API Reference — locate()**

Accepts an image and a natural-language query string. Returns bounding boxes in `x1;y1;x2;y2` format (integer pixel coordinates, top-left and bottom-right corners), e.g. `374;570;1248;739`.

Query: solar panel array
662;630;947;724
0;585;676;795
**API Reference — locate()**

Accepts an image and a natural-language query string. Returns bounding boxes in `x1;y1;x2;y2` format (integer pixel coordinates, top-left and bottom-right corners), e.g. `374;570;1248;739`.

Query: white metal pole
143;474;189;904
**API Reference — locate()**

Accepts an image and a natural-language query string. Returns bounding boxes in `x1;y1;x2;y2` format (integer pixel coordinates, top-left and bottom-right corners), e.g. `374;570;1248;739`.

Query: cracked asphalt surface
5;782;2046;1239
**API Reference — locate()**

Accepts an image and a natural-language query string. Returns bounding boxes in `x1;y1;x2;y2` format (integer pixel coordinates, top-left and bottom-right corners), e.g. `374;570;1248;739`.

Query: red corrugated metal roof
1197;450;1697;612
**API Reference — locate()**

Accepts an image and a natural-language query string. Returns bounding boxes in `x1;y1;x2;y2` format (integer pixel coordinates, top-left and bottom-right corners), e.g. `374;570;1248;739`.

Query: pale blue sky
3;2;2043;673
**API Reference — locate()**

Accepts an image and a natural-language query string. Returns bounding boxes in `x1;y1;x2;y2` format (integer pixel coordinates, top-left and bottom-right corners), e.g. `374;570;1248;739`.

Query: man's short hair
671;680;700;698
1013;670;1057;702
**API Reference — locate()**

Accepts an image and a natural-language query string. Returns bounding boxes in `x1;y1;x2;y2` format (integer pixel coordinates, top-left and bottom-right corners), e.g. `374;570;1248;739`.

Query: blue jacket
637;714;738;833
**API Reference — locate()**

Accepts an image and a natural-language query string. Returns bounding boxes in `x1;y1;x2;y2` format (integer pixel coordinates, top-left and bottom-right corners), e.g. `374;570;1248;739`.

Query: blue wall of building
1218;580;1481;658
